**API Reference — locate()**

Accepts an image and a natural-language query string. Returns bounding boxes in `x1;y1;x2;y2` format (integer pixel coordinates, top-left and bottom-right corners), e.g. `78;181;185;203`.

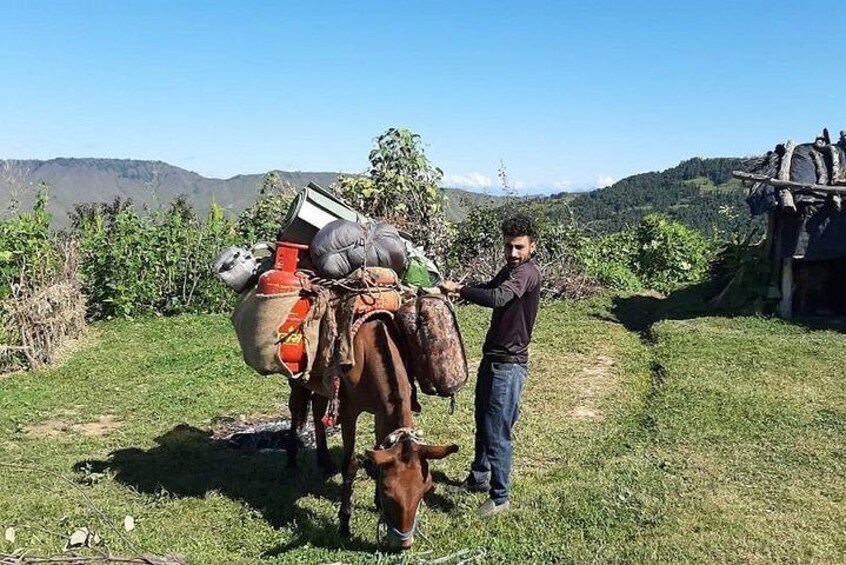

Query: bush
446;210;715;296
446;208;603;299
0;190;60;298
0;191;86;371
72;176;293;321
704;230;771;311
631;214;713;293
236;172;293;244
76;198;243;319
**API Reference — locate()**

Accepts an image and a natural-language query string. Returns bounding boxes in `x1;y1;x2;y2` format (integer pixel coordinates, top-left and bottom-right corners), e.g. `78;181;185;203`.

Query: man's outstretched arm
458;284;516;309
440;267;535;309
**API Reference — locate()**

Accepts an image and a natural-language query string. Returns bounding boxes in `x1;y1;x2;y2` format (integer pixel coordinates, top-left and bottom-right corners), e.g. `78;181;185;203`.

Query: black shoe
447;475;490;494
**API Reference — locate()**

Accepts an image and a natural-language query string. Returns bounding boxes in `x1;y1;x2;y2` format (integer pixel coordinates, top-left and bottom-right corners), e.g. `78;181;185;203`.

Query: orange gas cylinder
276;297;312;373
256;241;313;374
257;241;310;295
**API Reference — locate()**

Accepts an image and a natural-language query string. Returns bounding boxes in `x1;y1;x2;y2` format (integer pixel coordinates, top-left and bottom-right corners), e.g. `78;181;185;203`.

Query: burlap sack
230;288;300;376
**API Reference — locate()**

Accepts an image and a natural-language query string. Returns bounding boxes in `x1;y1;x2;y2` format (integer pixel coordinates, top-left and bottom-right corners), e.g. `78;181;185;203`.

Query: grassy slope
2;302;846;563
647;316;846;562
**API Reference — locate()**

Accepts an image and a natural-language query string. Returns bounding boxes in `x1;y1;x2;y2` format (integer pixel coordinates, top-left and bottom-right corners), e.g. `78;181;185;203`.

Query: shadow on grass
786;316;846;334
605;284;755;336
607;282;846;340
74;424;379;552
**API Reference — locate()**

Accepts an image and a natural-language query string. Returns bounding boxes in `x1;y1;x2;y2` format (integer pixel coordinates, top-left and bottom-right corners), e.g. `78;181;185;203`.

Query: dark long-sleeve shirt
459;261;541;364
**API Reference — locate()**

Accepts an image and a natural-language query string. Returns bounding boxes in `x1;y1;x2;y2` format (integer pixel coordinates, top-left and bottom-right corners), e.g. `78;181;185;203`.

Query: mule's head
365;432;458;550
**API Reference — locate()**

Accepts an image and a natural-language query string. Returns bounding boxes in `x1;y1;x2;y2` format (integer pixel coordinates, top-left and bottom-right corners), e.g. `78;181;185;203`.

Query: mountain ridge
1;156;759;234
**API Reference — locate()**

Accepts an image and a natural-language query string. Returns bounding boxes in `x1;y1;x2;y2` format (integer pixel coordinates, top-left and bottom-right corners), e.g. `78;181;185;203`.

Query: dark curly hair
501;214;538;241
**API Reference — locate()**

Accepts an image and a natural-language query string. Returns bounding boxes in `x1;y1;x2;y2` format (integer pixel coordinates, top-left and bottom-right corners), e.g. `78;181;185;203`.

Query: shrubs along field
1;183;720;371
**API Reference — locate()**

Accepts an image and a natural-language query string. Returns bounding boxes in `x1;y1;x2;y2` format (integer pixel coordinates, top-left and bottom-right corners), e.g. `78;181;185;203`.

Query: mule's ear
365;448;396;467
419;444;459;460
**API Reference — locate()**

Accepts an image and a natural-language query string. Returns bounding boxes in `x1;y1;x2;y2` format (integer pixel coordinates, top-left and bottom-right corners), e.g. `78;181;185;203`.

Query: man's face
503;235;536;268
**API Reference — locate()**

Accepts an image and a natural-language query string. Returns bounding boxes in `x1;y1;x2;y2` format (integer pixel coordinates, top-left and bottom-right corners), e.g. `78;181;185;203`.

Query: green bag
402;257;432;287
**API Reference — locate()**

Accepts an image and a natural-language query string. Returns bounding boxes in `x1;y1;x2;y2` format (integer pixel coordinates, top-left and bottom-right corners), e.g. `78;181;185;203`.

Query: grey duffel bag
310;219;407;279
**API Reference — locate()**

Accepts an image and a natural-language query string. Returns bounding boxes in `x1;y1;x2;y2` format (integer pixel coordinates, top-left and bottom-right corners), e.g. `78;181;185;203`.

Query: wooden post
810;147;829;185
831;145;846;185
778;140;796;181
778;189;797;212
763;211;776;258
779;258;794;319
733;171;846;195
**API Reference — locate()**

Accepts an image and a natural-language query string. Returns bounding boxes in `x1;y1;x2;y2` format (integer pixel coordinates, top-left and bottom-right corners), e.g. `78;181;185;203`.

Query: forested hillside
534;157;764;236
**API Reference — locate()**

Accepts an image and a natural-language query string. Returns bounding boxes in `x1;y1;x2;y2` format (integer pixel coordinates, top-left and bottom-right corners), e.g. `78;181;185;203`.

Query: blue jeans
470;358;527;504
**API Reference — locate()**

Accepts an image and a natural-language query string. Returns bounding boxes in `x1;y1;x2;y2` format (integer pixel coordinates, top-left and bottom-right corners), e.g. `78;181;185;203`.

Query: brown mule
289;315;458;549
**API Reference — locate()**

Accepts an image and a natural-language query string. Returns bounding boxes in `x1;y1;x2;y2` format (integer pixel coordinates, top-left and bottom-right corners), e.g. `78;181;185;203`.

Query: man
440;214;542;517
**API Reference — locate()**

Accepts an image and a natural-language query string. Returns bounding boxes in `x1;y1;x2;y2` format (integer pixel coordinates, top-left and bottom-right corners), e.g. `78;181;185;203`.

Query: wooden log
733;171;846;195
779;258;794;319
810;147;829;185
778;189;797;212
829;144;845;184
778;140;796;181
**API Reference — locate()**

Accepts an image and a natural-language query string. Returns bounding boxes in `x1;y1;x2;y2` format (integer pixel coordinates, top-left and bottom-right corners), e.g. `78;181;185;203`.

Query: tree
237;171;293;243
336;128;449;261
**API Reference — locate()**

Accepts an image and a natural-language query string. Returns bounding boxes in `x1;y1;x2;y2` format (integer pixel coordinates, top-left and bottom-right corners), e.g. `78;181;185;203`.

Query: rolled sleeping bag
310;219;407;279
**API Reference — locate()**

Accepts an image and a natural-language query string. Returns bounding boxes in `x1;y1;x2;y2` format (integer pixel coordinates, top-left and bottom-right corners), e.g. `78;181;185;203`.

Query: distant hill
1;156;763;236
442;187;507;219
0;158;502;227
0;158;343;227
532;157;764;235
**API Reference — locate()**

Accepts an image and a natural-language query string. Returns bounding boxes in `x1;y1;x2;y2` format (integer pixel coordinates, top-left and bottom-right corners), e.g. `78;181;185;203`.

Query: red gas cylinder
276;297;311;374
257;241;310;295
257;241;312;374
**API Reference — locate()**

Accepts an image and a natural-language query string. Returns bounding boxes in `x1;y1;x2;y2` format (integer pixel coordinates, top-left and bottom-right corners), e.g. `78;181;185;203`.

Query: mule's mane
370;317;414;431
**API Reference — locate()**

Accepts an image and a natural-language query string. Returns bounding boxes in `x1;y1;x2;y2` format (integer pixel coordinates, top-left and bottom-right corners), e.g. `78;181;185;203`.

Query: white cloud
442;172;493;189
443;173;581;195
595;175;615;188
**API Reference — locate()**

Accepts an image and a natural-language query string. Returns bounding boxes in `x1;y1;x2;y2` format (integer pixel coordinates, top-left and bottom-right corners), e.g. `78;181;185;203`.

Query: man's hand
439;280;464;295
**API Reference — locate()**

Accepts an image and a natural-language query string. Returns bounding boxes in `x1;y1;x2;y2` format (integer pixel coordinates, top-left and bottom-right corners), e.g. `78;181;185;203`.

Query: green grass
645;316;846;562
2;300;846;563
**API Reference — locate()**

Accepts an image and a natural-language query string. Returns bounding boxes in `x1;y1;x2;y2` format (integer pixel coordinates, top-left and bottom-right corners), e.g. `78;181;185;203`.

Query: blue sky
2;1;845;193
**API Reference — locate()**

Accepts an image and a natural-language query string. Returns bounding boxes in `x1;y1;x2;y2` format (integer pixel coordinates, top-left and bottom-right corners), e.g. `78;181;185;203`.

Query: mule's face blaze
378;455;429;549
367;440;459;550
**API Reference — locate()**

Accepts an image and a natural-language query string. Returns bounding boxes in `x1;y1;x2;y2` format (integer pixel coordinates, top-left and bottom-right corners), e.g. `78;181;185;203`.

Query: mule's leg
311;393;336;475
339;408;358;537
286;382;310;469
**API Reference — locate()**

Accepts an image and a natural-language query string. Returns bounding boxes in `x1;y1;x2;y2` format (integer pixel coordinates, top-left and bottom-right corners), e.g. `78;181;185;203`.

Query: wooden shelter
735;128;846;318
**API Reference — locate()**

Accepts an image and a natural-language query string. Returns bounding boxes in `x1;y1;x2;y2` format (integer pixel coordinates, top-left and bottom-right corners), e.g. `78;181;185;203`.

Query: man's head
501;215;537;268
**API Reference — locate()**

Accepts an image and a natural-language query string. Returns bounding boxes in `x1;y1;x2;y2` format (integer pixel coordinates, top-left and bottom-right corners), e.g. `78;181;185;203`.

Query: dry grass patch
22;414;121;439
527;348;619;423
